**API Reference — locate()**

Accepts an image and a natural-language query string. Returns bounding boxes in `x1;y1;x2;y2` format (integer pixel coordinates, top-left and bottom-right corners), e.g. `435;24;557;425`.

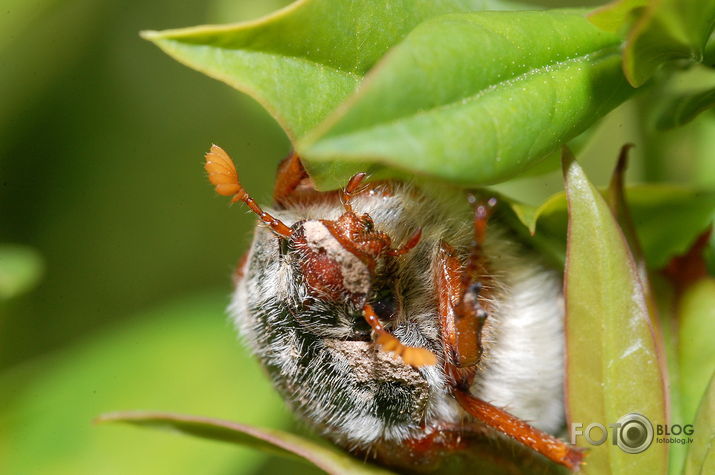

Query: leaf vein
328;45;622;137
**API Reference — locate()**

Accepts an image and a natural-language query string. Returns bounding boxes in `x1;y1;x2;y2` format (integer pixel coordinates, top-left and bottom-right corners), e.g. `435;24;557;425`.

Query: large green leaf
678;278;715;426
563;150;667;475
300;10;633;188
590;0;715;87
682;372;715;475
142;0;527;143
655;87;715;130
97;412;393;475
511;185;715;269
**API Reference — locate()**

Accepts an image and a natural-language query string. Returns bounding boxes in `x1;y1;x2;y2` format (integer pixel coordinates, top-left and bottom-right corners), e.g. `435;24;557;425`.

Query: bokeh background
1;0;713;473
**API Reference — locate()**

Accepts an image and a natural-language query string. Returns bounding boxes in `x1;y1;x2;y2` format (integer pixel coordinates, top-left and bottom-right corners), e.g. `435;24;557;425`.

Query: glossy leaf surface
563;152;667;475
142;0;527;142
301;10;632;188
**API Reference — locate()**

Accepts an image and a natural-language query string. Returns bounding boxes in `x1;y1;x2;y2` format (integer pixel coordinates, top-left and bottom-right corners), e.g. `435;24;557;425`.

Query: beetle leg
370;422;574;473
386;228;422;257
273;151;310;207
455;390;585;471
435;196;496;370
368;424;483;472
436;241;486;370
341;172;368;214
436;195;584;471
463;195;497;286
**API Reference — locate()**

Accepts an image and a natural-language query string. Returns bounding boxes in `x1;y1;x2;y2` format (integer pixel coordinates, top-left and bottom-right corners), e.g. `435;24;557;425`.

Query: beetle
205;144;584;472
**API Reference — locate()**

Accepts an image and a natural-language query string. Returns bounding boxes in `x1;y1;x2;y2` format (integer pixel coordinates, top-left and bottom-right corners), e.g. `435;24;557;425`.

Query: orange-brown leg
328;172;422;262
436;196;584;471
435;197;496;370
463;195;497;287
273;151;310;206
340;172;398;214
370;425;482;472
435;239;488;371
341;173;423;256
455;391;585;471
371;422;567;473
341;172;368;213
386;228;422;257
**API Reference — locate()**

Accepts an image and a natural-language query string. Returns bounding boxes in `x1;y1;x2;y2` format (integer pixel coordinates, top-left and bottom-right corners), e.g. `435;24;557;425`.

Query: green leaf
650;275;688;475
562;150;667;475
511;185;715;269
611;186;715;269
678;278;715;426
655;87;715;130
705;33;715;66
590;0;715;87
588;0;648;33
0;244;43;300
0;293;294;475
142;0;528;142
604;146;644;268
682;371;715;475
300;10;633;188
510;193;562;237
97;412;393;475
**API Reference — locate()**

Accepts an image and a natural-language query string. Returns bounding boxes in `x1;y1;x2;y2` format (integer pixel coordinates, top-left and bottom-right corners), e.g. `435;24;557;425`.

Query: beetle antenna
205;144;292;238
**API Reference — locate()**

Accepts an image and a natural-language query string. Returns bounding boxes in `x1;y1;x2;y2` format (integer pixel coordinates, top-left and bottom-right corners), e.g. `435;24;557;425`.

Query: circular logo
616;413;653;454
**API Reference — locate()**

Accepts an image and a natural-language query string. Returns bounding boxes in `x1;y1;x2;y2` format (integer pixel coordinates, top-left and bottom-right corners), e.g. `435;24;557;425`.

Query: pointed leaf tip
563;156;667;474
561;146;576;176
139;30;160;41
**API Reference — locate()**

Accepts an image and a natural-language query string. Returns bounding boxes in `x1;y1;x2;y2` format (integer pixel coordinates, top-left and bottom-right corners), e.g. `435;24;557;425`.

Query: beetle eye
360;215;374;232
371;291;397;321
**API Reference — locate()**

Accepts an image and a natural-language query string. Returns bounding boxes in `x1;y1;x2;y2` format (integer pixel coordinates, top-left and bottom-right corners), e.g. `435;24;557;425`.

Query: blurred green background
1;0;712;474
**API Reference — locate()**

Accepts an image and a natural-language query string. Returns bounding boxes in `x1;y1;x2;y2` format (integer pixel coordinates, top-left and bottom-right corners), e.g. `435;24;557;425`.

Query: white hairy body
229;183;564;450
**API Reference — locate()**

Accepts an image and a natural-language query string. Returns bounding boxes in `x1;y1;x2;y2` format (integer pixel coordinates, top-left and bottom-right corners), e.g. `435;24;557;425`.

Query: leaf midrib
168;37;365;81
315;45;623;141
